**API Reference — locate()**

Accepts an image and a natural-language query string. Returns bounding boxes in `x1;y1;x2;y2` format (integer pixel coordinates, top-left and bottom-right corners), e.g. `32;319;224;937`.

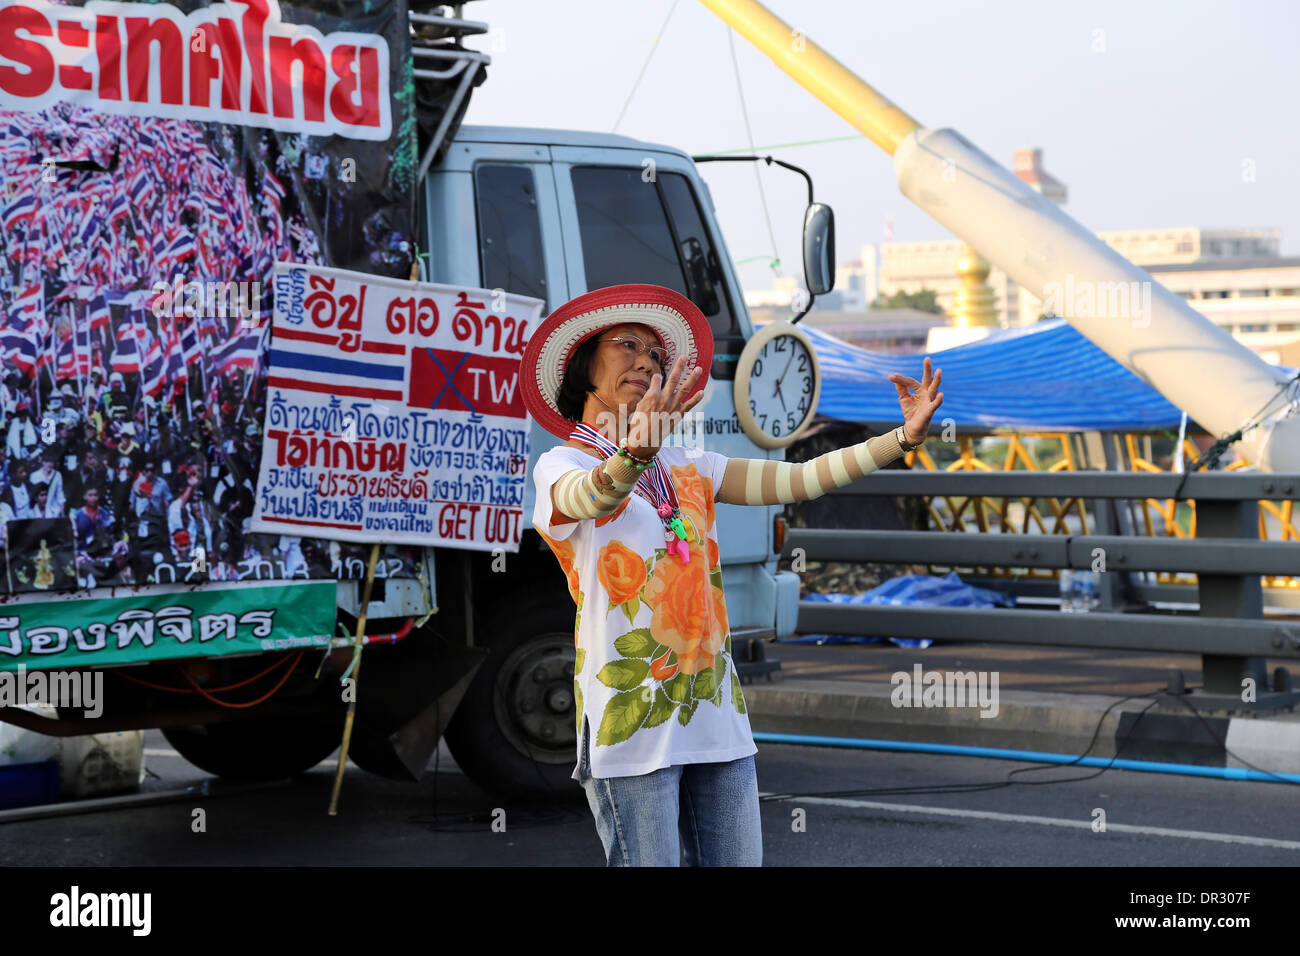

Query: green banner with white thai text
0;580;336;671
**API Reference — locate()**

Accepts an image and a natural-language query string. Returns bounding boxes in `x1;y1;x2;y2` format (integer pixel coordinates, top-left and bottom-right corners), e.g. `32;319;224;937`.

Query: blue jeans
577;720;763;866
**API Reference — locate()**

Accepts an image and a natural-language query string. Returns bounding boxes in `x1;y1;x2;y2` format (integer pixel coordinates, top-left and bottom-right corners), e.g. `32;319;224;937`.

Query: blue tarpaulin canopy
803;317;1266;432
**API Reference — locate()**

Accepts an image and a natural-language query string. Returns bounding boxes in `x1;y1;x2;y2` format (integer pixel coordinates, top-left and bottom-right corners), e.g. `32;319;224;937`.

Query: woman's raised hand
626;355;705;459
888;356;944;445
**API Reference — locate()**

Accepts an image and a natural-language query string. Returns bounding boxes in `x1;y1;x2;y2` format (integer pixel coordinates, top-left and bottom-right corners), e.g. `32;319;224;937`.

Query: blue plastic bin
0;760;61;810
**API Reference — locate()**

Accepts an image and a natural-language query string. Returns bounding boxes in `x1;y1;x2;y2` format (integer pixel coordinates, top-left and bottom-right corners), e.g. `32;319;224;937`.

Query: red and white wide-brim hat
521;284;714;440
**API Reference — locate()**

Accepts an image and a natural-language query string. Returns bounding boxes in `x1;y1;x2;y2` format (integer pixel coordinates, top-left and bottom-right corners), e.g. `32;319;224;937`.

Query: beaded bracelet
617;439;654;470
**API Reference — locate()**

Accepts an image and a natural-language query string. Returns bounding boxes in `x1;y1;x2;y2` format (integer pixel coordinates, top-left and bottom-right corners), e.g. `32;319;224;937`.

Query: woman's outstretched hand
625;355;706;459
888;356;944;445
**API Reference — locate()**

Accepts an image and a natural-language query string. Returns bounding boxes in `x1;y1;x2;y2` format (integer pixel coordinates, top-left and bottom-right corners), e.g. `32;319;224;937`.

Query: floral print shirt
532;443;755;780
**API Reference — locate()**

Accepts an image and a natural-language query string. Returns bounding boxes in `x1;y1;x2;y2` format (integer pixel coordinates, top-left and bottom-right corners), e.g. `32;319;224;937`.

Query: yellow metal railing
897;432;1300;592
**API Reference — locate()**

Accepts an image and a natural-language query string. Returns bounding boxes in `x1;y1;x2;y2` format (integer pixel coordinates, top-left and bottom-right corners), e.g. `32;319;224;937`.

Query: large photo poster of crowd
0;0;421;594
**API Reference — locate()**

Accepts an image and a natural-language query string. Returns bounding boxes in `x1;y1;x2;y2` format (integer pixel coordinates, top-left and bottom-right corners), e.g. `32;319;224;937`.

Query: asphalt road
2;729;1298;867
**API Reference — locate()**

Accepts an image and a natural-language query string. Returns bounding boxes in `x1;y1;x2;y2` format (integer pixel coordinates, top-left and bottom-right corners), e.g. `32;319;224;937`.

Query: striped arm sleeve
550;453;643;522
715;428;908;505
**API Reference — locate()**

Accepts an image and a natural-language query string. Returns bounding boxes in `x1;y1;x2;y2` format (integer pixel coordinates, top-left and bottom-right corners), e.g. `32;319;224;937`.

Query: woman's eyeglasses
599;334;668;369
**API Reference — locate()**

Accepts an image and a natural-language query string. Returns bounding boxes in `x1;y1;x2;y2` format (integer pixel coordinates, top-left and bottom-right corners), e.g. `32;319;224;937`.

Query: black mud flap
346;620;487;781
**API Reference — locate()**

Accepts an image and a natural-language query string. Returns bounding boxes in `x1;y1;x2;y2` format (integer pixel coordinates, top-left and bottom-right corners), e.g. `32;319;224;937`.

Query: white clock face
747;333;815;441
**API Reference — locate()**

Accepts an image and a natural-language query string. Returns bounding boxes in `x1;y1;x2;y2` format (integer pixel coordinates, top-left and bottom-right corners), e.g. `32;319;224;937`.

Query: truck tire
444;593;582;803
162;713;343;782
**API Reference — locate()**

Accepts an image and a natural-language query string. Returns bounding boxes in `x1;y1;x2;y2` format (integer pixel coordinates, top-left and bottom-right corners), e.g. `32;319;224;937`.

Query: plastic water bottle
1058;570;1079;613
1077;570;1100;612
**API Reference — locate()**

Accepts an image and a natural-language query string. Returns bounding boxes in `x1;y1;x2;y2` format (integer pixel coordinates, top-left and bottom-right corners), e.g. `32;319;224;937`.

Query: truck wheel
162;713;343;782
444;594;581;803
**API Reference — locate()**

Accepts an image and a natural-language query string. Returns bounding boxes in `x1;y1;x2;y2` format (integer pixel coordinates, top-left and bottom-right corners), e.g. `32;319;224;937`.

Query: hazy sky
459;0;1300;295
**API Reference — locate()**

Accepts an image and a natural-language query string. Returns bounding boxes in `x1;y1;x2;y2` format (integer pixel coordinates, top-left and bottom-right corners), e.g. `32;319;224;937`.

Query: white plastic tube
894;127;1300;473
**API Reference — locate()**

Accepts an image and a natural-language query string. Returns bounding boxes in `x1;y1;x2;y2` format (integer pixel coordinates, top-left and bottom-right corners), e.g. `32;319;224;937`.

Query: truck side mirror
802;202;836;296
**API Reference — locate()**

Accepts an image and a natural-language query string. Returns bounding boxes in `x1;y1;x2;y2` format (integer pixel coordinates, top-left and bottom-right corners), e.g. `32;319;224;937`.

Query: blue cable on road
753;732;1300;785
752;690;1300;802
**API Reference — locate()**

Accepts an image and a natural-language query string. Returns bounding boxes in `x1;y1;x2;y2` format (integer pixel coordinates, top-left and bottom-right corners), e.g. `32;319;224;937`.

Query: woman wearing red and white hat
524;284;943;867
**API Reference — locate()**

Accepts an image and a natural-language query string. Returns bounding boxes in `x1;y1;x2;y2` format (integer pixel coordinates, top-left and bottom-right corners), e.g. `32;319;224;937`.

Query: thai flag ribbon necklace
569;421;690;564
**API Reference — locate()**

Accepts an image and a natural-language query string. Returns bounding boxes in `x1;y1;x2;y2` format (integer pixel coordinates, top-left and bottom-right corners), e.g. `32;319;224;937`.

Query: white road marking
762;793;1300;851
143;748;182;758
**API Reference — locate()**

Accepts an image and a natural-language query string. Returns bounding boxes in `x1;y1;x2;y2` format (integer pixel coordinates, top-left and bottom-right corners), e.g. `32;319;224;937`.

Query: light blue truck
0;121;824;802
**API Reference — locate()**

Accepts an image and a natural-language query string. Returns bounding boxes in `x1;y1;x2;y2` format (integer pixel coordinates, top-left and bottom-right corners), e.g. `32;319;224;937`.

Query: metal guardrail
818;471;1300;500
782;471;1300;712
788;529;1300;576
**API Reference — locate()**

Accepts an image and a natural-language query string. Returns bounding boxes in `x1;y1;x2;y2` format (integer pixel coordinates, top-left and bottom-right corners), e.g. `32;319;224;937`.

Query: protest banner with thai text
251;263;543;551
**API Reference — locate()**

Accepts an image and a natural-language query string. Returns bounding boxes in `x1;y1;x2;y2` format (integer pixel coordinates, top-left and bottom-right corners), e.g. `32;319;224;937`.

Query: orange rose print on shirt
642;544;727;675
649;647;678;681
536;528;582;607
595;497;629;527
670;464;714;541
597;540;647;606
711;577;729;637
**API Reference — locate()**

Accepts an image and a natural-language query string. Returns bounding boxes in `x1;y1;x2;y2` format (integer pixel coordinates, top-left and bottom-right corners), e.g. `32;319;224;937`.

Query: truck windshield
570;166;739;339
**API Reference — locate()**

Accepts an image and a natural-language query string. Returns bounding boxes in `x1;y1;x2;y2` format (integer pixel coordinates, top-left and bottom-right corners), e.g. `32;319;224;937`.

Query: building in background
1014;147;1067;205
1144;254;1300;365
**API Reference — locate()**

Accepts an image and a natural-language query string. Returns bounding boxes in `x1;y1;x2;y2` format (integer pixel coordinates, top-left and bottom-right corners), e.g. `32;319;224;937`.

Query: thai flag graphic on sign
253;262;544;551
268;326;407;402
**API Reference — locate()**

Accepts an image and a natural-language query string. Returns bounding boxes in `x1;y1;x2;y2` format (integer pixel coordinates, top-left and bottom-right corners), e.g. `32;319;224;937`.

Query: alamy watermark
0;664;103;718
1041;274;1152;328
151;274;262;327
890;664;999;718
50;886;150;936
591;408;708;451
